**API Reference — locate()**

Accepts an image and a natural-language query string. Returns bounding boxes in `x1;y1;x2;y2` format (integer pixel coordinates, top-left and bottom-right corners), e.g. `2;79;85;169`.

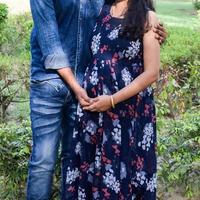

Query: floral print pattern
108;24;122;40
121;67;133;86
138;123;154;151
65;5;157;200
124;39;141;60
91;33;101;55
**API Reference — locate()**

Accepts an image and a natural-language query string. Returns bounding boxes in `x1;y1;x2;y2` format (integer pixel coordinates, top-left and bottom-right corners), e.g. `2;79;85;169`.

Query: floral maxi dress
66;5;157;200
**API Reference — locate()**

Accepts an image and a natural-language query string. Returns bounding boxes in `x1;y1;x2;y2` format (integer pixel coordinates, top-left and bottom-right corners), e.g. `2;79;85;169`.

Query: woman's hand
83;95;111;112
74;86;90;107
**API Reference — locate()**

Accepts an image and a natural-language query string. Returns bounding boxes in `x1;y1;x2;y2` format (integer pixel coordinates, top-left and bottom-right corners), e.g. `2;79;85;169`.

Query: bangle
110;95;115;109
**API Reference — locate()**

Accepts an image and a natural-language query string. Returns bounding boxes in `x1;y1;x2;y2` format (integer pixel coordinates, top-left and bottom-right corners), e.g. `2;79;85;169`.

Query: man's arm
30;0;90;106
30;0;70;70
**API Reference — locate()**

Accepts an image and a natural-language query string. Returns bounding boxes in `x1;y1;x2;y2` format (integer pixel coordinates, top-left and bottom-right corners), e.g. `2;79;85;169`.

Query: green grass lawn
156;0;200;28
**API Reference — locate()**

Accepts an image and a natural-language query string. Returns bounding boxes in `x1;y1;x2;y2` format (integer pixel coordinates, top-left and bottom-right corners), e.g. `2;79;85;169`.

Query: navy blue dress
65;5;157;200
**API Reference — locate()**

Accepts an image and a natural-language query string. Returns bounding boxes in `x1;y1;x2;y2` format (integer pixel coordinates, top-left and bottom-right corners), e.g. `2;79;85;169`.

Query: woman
66;0;160;199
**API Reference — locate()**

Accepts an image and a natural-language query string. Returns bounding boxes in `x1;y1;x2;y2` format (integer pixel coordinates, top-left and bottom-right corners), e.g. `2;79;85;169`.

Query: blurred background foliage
0;0;199;199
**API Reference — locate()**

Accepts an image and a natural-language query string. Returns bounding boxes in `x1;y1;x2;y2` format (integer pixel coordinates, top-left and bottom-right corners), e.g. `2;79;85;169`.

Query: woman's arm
112;12;160;105
84;12;160;112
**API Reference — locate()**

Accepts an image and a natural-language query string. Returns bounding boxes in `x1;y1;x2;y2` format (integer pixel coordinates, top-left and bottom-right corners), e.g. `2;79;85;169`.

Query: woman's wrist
112;94;120;105
110;95;115;108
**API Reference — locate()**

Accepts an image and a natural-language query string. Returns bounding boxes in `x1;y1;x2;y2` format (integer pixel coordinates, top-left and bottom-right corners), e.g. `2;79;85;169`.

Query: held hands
83;95;112;112
74;86;90;107
75;86;113;112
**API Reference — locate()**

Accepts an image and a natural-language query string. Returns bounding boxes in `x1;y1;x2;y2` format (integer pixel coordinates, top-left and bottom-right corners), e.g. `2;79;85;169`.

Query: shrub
193;0;200;10
0;3;8;45
157;109;200;199
0;14;32;121
155;27;200;118
0;13;32;54
0;121;31;199
0;3;8;24
0;121;61;199
0;53;30;121
161;26;200;67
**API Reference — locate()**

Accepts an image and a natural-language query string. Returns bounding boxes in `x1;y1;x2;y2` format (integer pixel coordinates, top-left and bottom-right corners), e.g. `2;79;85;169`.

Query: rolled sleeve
44;52;70;70
30;0;71;70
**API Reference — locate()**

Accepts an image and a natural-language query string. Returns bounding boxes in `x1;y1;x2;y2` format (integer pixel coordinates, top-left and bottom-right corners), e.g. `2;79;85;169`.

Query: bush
155;27;200;118
0;3;8;24
161;27;200;67
0;121;61;199
0;53;30;121
0;13;32;54
157;109;200;199
0;14;32;121
0;121;31;199
0;3;8;45
193;0;200;10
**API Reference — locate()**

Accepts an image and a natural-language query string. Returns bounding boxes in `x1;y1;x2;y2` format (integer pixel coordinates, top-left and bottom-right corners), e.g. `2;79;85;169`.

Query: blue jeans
27;78;77;200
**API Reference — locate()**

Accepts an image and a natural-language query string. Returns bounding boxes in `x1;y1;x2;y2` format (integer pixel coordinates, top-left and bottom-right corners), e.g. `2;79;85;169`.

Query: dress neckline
107;4;124;20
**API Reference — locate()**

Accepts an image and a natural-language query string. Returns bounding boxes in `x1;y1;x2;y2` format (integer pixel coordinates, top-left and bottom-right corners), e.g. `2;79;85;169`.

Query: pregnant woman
66;0;160;199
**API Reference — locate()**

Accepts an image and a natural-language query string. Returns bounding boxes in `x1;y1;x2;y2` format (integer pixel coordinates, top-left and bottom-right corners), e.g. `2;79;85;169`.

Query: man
27;0;167;199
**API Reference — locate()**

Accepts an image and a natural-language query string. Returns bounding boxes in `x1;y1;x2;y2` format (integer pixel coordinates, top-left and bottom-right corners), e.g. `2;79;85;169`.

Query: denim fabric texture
27;79;78;199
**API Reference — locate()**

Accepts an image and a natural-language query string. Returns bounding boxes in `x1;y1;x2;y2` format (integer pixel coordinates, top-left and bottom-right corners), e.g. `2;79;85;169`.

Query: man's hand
74;87;90;107
57;67;90;106
83;95;111;112
153;23;168;45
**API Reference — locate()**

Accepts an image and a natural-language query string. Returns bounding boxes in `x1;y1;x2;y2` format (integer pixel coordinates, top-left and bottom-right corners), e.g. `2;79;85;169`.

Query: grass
156;0;200;28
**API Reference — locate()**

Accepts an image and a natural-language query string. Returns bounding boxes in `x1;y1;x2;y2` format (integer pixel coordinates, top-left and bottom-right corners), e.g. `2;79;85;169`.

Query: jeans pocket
30;79;70;98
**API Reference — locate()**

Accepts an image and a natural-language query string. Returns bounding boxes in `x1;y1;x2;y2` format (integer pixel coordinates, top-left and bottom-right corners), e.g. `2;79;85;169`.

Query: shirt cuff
44;52;70;70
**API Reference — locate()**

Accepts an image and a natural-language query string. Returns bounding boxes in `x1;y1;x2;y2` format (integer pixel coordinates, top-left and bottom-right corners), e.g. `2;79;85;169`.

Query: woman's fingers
83;104;96;111
80;99;90;107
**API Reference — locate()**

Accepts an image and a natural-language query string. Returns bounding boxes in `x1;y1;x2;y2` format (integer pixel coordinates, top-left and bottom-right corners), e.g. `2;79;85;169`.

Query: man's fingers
155;33;159;39
154;24;164;32
154;28;165;38
82;94;90;103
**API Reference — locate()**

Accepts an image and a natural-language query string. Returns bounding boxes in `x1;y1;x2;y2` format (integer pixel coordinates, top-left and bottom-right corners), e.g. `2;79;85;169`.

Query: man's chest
53;0;104;13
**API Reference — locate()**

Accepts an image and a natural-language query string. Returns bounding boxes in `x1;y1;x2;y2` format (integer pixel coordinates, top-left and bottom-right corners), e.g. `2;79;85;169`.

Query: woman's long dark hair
105;0;155;39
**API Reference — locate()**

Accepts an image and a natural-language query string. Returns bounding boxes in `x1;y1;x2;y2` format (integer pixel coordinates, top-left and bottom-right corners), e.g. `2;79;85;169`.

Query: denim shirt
30;0;104;83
